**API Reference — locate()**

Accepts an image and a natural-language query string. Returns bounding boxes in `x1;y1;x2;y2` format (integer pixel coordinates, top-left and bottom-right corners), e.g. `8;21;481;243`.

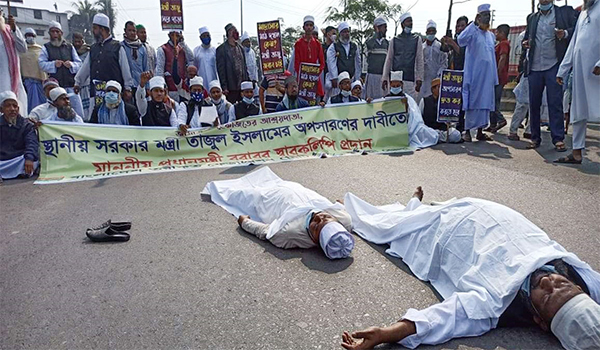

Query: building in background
0;4;69;45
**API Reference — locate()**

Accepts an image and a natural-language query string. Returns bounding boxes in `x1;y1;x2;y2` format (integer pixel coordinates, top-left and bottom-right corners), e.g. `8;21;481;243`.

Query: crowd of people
1;0;599;180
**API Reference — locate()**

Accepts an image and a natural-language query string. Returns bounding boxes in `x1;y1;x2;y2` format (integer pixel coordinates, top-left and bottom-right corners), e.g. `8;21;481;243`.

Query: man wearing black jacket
216;24;248;104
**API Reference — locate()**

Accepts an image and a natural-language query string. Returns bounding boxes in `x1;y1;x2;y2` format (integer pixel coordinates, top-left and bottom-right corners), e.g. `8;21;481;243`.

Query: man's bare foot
413;186;424;201
238;215;250;226
336;199;345;205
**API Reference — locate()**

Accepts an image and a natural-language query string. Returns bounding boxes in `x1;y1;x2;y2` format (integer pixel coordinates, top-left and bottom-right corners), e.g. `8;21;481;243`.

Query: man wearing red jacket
294;15;326;101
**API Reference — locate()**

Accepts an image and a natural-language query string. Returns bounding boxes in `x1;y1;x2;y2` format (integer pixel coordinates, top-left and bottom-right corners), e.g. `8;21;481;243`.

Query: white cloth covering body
343;193;600;349
0;26;28;113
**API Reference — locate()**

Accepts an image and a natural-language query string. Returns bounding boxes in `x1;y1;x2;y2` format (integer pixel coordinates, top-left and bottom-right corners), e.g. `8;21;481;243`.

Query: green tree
69;0;98;43
280;24;302;55
94;0;117;33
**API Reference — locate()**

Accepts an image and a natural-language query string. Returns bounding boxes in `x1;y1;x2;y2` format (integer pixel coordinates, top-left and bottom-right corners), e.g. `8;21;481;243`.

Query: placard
298;63;320;106
160;0;184;31
257;20;284;75
437;69;463;123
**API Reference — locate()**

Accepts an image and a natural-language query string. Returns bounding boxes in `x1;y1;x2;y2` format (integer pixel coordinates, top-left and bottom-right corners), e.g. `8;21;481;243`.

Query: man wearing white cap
90;80;140;125
229;81;262;121
341;190;600;349
203;167;355;259
456;4;496;142
421;20;447;99
382;12;424;103
351;80;363;100
207;80;234;125
0;91;39;180
74;13;134;111
136;74;179;127
294;16;326;101
39;21;82;91
45;87;84;123
364;16;389;100
177;76;216;133
327;22;361;97
241;32;259;98
193;27;219;91
28;78;60;122
0;9;28;114
20;28;47;113
327;72;360;104
156;31;194;102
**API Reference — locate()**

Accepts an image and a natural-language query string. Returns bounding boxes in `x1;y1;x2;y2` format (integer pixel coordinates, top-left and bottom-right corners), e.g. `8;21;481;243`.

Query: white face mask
330;34;337;42
26;37;36;45
404;27;412;34
341;90;351;97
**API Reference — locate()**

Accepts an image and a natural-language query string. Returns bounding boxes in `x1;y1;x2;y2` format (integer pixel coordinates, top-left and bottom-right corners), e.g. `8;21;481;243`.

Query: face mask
404;27;412;34
426;34;436;41
244;46;250;53
242;96;254;104
390;86;403;95
341;90;351;97
104;91;120;105
190;91;204;102
539;2;553;11
201;37;211;46
330;34;337;42
26;37;36;45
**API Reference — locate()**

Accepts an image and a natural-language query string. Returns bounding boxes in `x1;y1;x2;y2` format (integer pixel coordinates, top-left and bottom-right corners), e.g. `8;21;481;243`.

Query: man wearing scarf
0;10;28;114
207;80;234;125
229;81;262;121
136;75;179;127
156;31;194;103
275;76;310;112
121;21;148;90
38;21;82;91
177;76;216;134
44;87;84;123
90;80;139;125
20;28;47;113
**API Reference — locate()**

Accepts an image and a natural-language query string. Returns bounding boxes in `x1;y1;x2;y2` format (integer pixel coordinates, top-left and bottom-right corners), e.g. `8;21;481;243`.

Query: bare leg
412;186;424;201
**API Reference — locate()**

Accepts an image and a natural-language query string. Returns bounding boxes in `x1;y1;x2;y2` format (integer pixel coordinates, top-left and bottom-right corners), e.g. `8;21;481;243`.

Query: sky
19;0;578;49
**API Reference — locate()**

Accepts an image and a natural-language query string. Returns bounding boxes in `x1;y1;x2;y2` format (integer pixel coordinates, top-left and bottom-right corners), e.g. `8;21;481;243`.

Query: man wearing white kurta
193;27;219;90
555;0;600;165
340;192;600;349
0;12;28;114
421;20;448;99
202;167;355;259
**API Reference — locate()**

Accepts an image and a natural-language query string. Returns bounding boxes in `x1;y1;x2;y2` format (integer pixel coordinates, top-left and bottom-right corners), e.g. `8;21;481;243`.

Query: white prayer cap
209;80;221;92
43;78;59;89
399;12;412;24
0;91;18;106
426;20;437;30
319;222;354;259
338;71;351;83
49;21;62;32
189;76;204;88
199;26;209;35
351;80;362;89
477;4;491;13
313;25;318;33
390;71;403;82
24;28;36;36
49;87;68;102
148;76;166;90
373;16;387;27
303;15;315;24
240;81;253;91
241;31;250;42
338;22;350;33
551;294;600;350
105;80;122;93
93;13;110;28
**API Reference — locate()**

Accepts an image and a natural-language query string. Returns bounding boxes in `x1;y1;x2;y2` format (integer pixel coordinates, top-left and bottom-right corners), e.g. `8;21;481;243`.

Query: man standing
194;26;219;90
241;32;259;98
457;4;497;142
555;0;600;164
72;32;91;119
156;31;193;102
523;0;578;151
364;16;389;100
295;16;326;102
489;24;510;133
327;22;361;96
74;14;134;109
421;20;448;99
442;16;469;71
136;24;155;75
20;28;47;113
121;21;148;91
216;23;248;104
38;21;82;92
322;25;337;99
382;13;424;102
0;10;28;113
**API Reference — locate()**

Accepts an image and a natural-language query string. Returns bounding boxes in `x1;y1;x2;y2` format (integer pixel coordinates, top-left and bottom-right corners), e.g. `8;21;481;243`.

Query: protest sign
36;99;410;184
257;20;284;75
437;69;464;124
298;63;320;106
160;0;184;31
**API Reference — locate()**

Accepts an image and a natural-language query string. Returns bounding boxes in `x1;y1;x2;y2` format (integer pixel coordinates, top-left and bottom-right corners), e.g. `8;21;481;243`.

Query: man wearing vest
229;81;262;121
38;21;82;92
156;31;194;103
20;28;47;113
74;13;134;111
382;12;424;103
364;16;389;100
327;71;360;104
326;22;361;97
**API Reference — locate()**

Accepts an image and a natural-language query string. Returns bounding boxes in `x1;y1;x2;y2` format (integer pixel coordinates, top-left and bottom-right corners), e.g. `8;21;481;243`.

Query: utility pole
240;0;244;33
491;9;496;28
531;0;535;12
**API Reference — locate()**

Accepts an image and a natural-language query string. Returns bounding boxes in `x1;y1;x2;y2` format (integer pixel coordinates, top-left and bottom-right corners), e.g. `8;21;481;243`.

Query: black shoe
523;132;532;139
92;219;132;232
86;226;130;242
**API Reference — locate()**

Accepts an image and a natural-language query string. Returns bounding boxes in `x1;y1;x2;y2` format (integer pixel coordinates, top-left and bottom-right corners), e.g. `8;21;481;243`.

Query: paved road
2;122;599;350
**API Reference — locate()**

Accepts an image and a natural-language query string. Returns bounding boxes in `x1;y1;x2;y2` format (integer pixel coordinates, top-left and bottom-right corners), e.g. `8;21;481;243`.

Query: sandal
476;134;493;141
554;142;567;152
463;133;472;142
526;142;540;149
554;154;582;164
507;134;520;141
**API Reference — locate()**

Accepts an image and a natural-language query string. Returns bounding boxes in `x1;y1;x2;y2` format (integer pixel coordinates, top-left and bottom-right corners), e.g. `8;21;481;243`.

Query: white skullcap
93;13;110;28
399;12;412;24
24;28;36;36
240;81;253;91
0;91;18;106
189;76;204;88
43;79;59;89
303;15;315;24
241;31;250;42
351;80;363;89
477;4;491;13
209;80;221;91
374;16;387;27
390;71;403;82
49;21;62;31
551;294;600;350
49;87;68;102
199;26;209;35
426;20;437;30
148;76;166;90
338;22;350;33
105;80;122;93
313;25;318;32
338;71;351;83
319;222;354;259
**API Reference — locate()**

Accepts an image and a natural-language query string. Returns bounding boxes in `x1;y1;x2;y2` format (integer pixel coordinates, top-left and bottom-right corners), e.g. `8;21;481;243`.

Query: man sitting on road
45;87;84;123
327;72;360;104
419;78;463;143
89;80;140;125
340;189;600;350
275;76;311;112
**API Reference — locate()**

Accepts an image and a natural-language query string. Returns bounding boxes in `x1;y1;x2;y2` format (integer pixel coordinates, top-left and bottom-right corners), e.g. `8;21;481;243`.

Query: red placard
160;0;184;31
298;63;320;106
257;20;284;75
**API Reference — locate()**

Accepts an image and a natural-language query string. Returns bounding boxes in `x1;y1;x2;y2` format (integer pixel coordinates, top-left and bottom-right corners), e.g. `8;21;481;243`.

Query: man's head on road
241;81;254;101
338;22;350;44
50;88;70;108
303;16;315;36
72;32;85;50
0;91;19;121
92;13;111;42
496;24;510;41
389;71;404;96
476;4;491;28
307;211;354;259
136;24;148;43
351;80;362;98
187;65;198;80
209;81;223;102
225;23;239;41
48;21;63;45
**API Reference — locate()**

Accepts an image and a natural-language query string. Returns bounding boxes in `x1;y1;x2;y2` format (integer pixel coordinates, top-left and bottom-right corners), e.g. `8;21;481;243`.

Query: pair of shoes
86;220;132;242
484;126;495;132
492;120;507;133
507;133;520;141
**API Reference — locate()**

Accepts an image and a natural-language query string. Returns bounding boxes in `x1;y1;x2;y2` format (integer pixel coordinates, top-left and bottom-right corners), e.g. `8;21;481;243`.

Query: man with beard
0;9;28;114
275;76;310;111
136;74;179;127
121;21;148;94
20;28;47;113
421;20;448;100
44;87;84;123
28;78;59;122
241;32;259;98
177;76;216;134
135;24;155;75
207;80;234;125
327;22;361;97
216;23;249;104
156;31;194;102
364;16;389;100
90;80;139;125
72;32;92;119
39;21;81;93
74;14;134;111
